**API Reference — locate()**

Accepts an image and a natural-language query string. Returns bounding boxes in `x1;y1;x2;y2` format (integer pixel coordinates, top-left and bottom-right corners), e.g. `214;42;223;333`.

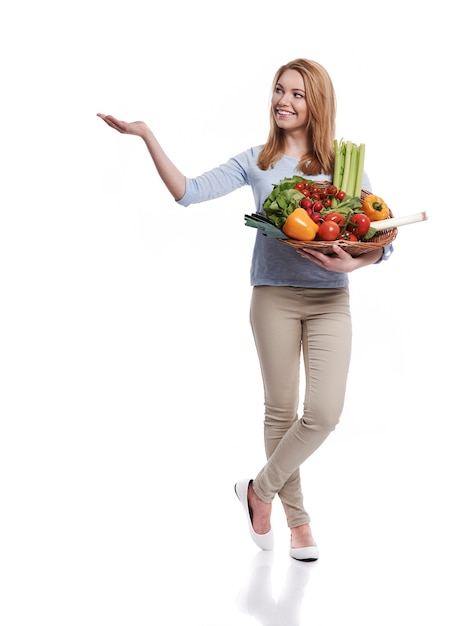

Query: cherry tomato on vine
338;231;359;242
336;190;347;201
326;184;338;196
301;198;313;211
348;213;371;236
324;212;345;227
310;212;323;224
317;221;340;241
312;200;323;212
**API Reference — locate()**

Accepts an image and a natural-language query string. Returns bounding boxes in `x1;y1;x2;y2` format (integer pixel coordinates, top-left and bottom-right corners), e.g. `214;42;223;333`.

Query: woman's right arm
97;114;186;201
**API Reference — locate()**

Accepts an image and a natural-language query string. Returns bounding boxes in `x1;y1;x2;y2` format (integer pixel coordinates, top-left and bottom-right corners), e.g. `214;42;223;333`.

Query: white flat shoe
234;479;274;551
290;545;319;562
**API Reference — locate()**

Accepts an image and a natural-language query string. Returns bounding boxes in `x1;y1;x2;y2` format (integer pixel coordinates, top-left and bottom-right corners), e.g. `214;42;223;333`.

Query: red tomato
301;198;313;210
323;198;332;208
317;221;340;241
336;190;347;201
348;213;371;236
312;200;323;212
326;184;338;196
339;232;359;242
310;212;323;223
324;212;345;227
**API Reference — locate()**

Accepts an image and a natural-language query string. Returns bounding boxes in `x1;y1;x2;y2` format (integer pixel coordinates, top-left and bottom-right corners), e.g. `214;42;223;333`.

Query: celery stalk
333;138;366;198
354;143;366;197
346;144;358;196
333;139;343;190
340;141;352;193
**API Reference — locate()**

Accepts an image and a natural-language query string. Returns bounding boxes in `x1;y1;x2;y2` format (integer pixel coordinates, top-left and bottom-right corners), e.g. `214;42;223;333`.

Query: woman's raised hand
97;113;186;200
96;113;149;138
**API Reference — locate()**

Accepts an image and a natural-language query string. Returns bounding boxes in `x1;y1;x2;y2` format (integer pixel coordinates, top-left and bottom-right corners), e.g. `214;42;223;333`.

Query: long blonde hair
257;59;336;176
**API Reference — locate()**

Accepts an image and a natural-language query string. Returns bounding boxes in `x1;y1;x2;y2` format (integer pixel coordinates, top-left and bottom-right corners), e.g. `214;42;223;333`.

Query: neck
283;132;309;159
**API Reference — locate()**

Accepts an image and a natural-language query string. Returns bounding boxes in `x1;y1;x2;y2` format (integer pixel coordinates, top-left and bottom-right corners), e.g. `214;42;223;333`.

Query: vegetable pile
261;139;390;242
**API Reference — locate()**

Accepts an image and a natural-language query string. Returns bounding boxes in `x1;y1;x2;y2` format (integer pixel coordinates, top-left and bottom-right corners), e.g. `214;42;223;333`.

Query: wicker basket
278;185;397;257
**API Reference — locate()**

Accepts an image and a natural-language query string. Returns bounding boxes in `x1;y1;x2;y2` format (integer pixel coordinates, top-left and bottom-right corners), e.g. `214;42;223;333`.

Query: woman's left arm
297;244;386;272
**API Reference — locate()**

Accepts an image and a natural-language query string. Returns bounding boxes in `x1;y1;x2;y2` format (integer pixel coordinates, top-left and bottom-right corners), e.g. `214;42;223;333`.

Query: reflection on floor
235;551;314;625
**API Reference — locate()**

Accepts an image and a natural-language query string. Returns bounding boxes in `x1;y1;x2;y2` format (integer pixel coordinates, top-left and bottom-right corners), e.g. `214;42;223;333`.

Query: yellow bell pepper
282;208;319;241
361;195;390;221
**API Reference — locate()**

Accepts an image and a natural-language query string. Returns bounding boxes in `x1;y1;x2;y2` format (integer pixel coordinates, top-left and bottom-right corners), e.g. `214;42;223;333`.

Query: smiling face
271;69;308;133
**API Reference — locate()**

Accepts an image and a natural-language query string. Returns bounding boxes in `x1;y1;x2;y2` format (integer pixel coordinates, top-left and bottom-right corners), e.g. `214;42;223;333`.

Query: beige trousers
250;285;352;528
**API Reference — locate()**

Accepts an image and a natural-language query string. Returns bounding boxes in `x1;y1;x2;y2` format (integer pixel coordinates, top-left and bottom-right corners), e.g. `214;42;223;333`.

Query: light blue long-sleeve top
177;146;393;288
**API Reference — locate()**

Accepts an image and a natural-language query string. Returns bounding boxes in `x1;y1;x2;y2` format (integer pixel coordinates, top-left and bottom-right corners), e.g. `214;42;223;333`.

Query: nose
277;92;292;108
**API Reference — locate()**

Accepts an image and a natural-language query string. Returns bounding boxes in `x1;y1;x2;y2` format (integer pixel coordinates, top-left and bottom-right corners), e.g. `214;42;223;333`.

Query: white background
1;1;459;625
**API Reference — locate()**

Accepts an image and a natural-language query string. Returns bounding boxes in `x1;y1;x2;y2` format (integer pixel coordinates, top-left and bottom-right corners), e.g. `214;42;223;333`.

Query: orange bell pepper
361;195;390;221
282;208;319;241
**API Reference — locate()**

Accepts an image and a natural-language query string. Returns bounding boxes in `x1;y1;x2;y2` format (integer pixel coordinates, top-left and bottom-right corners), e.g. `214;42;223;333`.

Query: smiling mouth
276;108;295;117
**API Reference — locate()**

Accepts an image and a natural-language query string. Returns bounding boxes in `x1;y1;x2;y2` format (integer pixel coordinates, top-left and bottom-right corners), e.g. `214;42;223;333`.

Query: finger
298;248;329;261
330;244;351;259
103;114;121;123
98;115;127;133
297;250;329;268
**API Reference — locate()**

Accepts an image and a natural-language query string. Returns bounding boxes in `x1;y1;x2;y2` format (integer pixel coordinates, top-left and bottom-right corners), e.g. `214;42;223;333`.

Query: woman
97;58;392;562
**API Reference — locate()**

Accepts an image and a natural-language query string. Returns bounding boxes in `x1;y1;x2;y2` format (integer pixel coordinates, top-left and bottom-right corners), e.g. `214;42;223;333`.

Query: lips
276;108;295;118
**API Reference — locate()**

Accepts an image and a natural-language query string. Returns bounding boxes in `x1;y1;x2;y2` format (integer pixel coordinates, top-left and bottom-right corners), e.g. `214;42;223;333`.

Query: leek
370;211;428;231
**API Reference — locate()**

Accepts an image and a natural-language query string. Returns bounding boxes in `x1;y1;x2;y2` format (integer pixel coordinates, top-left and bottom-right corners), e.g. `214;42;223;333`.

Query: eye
294;92;304;99
275;86;283;94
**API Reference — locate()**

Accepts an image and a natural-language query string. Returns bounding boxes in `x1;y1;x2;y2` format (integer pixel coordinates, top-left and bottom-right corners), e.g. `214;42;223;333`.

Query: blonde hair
257;59;336;177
